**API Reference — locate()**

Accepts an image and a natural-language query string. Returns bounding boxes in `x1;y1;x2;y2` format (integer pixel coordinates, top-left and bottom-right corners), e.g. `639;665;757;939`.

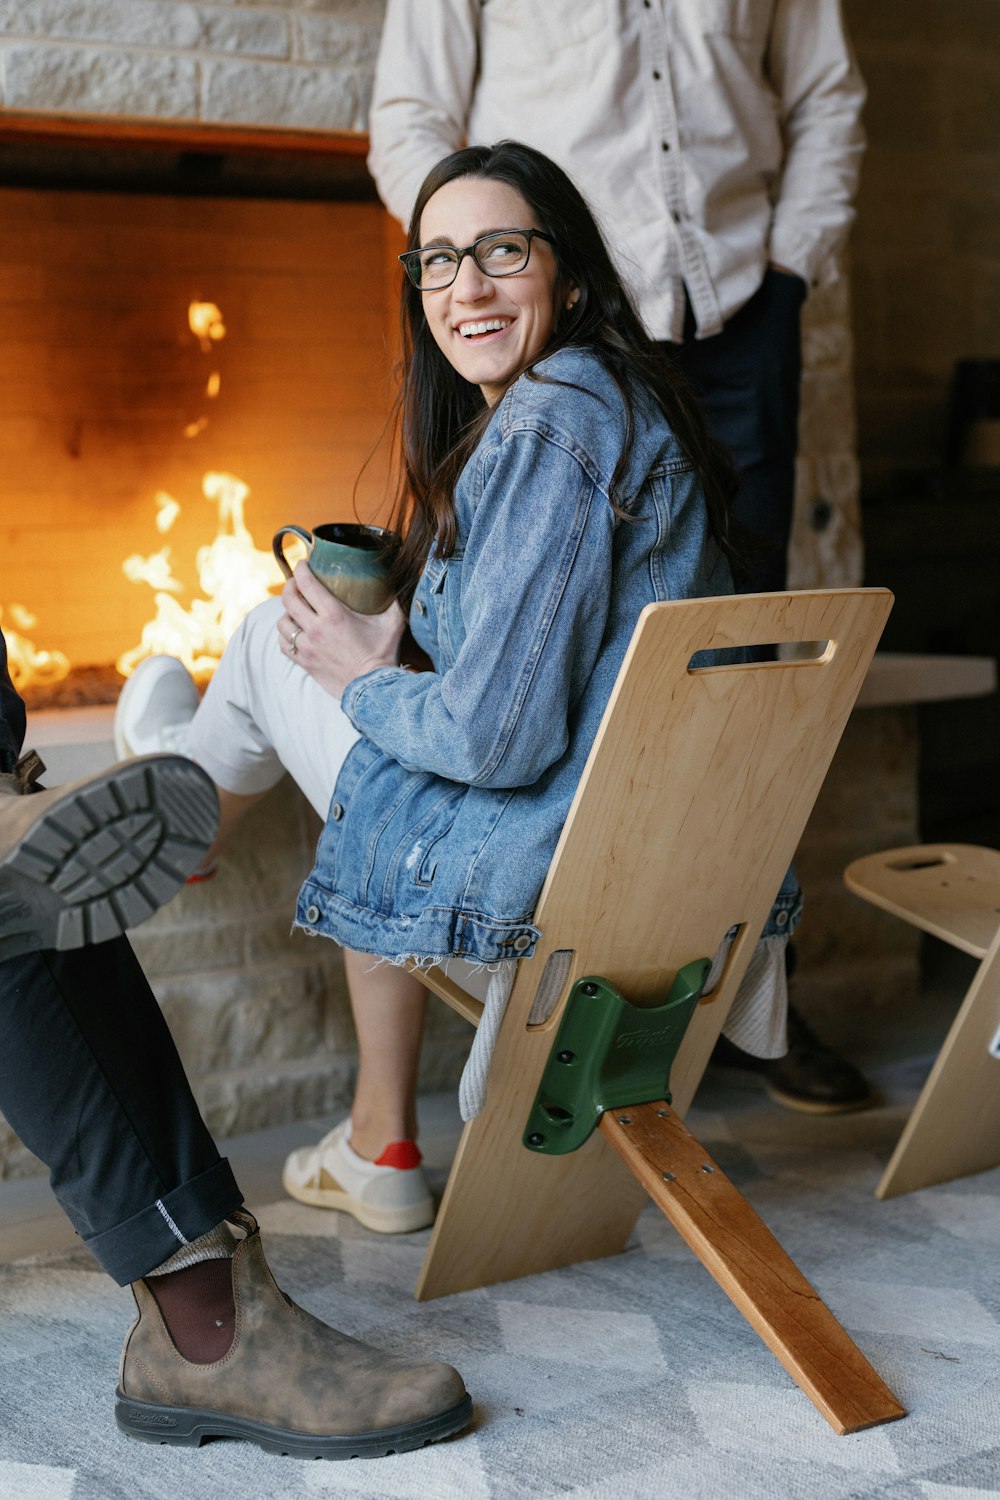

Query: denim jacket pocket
382;784;466;900
425;552;464;664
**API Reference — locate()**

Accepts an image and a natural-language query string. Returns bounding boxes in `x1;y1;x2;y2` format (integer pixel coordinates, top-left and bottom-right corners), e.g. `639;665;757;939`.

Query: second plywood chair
414;588;900;1434
845;842;1000;1199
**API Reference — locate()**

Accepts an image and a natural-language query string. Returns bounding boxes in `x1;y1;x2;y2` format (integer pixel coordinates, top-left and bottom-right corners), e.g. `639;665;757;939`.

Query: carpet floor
1;1058;998;1500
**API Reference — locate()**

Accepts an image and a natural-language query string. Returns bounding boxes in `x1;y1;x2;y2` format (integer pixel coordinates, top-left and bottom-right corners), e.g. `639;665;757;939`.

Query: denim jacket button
331;802;345;821
775;909;789;928
414;599;427;616
512;933;532;952
305;904;321;924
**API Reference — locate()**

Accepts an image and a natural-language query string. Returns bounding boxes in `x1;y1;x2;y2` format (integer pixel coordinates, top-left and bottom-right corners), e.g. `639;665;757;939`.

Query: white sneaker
282;1120;435;1234
114;656;200;759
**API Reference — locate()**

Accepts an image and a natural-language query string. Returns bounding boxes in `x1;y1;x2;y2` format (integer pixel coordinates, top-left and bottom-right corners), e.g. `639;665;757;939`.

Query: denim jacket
295;346;747;963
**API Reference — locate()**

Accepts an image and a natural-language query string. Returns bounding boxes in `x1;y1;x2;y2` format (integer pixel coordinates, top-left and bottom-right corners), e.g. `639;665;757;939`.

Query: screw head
527;1132;545;1146
656;1108;670;1118
617;1115;632;1125
556;1050;575;1064
700;1164;715;1173
581;982;598;996
662;1172;676;1182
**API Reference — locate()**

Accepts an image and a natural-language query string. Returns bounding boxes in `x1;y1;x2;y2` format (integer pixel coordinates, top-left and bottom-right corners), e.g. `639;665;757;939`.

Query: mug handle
272;525;313;581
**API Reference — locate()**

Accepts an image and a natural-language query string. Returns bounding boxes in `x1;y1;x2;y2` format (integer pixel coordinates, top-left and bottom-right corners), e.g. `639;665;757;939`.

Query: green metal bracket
522;958;711;1156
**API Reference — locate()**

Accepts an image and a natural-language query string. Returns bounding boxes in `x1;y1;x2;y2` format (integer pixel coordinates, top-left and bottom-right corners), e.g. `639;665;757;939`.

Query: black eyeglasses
398;228;554;291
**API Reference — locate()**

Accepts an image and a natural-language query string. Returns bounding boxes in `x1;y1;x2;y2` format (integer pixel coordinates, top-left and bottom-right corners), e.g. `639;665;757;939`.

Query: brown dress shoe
116;1210;472;1459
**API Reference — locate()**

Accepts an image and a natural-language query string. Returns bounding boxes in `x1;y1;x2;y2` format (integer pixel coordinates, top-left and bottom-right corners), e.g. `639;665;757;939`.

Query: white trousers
185;598;360;820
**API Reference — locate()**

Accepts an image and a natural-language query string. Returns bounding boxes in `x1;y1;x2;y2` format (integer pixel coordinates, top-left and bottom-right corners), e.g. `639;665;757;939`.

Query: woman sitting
116;140;752;1235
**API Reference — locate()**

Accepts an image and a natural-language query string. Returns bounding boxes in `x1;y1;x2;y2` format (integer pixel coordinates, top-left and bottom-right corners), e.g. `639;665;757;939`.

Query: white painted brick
0;0;200;48
3;44;199;117
297;13;380;68
194;6;290;59
290;0;386;17
202;55;358;129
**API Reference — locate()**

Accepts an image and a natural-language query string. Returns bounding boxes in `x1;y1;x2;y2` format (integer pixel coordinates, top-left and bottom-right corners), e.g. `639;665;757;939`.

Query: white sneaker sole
281;1167;435;1234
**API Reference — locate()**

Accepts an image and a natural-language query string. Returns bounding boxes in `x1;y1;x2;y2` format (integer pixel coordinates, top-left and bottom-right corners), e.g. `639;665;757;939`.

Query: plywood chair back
845;843;1000;1197
418;588;893;1301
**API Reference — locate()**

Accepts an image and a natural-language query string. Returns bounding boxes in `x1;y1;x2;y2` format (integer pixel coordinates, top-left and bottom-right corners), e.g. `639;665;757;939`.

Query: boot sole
114;1390;473;1459
281;1168;435;1234
765;1081;877;1115
0;757;218;960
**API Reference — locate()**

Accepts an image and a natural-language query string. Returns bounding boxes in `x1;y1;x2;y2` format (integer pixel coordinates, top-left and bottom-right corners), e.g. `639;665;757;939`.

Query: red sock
375;1139;422;1170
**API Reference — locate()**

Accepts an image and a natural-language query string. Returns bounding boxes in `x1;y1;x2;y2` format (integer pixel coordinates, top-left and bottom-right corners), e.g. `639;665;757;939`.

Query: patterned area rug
1;1060;999;1500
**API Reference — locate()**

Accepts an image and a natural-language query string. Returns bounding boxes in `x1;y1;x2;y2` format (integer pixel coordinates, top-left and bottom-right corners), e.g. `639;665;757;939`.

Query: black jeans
0;634;242;1284
667;267;807;594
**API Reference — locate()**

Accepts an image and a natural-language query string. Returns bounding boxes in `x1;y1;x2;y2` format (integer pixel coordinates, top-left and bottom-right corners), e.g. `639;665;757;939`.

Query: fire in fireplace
0;118;401;703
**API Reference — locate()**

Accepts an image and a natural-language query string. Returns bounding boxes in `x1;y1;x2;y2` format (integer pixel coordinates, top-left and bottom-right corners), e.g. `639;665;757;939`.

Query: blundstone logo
131;1411;176;1426
615;1027;676;1052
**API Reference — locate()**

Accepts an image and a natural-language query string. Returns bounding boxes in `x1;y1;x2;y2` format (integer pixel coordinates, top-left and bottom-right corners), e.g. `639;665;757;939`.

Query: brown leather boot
116;1210;472;1459
0;753;218;959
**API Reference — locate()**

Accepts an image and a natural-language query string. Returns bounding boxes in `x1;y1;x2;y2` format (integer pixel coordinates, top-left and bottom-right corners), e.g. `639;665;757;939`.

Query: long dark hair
388;140;740;600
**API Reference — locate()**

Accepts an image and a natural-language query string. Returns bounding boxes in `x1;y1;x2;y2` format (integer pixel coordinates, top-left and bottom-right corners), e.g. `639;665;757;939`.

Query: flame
155;491;181;533
117;470;282;681
0;603;70;691
189;301;226;352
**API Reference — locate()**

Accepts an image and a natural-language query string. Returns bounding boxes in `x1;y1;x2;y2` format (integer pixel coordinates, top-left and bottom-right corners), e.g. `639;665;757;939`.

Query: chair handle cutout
887;854;952;872
687;639;834;673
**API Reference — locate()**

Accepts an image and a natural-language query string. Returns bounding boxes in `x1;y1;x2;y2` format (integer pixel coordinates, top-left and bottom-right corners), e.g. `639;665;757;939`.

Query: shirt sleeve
766;0;866;288
341;424;616;790
367;0;481;229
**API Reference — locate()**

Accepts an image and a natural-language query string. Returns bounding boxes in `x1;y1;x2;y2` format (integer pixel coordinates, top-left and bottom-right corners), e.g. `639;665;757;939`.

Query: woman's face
417;176;569;406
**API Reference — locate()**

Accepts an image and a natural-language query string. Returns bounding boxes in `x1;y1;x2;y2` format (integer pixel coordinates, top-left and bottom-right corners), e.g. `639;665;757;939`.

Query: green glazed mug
272;522;397;615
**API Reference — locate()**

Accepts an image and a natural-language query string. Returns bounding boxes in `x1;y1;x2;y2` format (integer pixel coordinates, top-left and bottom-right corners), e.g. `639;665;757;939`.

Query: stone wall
0;0;387;131
844;0;1000;483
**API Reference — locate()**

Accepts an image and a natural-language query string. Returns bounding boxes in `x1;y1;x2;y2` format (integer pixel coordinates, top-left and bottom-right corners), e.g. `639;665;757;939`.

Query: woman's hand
279;561;407;699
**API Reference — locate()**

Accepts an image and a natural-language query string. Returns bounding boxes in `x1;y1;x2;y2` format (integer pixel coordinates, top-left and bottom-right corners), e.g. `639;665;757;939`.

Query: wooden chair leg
599;1101;906;1435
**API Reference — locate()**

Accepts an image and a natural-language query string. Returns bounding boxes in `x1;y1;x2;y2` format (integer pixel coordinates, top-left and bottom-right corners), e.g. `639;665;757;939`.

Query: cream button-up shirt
368;0;866;341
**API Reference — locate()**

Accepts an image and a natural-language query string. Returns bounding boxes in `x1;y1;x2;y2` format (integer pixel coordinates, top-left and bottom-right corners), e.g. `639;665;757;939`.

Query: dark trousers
667;267;807;594
0;636;242;1285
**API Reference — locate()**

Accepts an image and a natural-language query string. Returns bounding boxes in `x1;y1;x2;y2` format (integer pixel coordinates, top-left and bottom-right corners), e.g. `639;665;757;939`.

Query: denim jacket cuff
341;666;409;728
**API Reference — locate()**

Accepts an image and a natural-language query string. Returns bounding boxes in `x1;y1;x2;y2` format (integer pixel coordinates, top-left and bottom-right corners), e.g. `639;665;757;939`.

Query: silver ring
289;625;301;656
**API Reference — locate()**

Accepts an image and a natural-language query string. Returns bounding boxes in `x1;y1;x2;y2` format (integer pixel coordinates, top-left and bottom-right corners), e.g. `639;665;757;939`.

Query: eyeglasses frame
398;227;556;291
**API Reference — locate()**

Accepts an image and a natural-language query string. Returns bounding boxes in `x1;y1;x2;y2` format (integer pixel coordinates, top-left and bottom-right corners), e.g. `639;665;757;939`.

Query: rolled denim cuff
82;1157;243;1286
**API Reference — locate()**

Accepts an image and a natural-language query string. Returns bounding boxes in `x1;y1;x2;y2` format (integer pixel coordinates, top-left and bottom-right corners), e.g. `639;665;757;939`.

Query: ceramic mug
272;522;397;615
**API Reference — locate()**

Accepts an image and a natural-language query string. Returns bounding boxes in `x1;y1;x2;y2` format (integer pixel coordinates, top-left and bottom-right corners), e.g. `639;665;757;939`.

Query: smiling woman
413;179;567;406
112;140;763;1239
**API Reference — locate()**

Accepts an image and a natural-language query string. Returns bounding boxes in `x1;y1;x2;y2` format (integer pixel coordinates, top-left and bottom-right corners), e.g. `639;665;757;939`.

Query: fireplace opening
0;118;401;708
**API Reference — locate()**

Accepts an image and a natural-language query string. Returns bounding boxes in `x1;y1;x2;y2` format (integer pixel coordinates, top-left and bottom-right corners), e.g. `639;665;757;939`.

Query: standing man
368;0;870;1111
